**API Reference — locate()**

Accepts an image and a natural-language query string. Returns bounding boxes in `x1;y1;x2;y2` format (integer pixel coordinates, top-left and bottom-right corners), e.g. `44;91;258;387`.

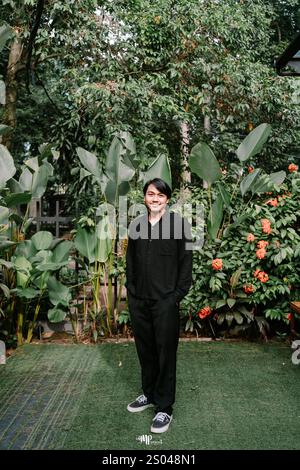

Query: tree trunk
180;121;191;201
3;33;23;150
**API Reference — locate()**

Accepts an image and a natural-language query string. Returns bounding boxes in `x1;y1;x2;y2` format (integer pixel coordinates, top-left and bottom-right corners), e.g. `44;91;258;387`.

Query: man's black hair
143;178;172;199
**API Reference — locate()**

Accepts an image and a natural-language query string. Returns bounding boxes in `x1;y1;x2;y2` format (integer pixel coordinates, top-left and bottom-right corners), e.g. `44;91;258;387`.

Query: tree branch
25;0;46;92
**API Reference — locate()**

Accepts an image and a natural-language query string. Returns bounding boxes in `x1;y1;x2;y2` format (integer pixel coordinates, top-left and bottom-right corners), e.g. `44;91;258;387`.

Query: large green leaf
74;226;96;263
240;169;261;196
13;287;40;299
36;261;68;271
31;231;53;250
95;217;113;263
105;136;135;184
207;193;224;240
5;192;32;207
31;163;52;198
24;157;39;172
14;256;32;287
0;144;16;189
14;240;37;258
119;131;139;168
76;147;102;180
0;25;12;52
19;167;33;191
236;123;272;162
52;240;73;263
104;179;131;205
216;182;231;209
139;154;172;188
48;307;67;323
47;276;71;306
189;142;221;185
0;206;9;224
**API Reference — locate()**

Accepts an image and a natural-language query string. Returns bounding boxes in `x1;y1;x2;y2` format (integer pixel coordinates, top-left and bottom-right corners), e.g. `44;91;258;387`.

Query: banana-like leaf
0;144;16;189
31;163;52;198
24;157;39;172
19;167;33;191
0;206;9;224
31;231;53;250
0;283;10;298
104;179;131;205
76;147;102;180
5;192;32;207
216;182;231;209
139;154;172;188
240;169;261;196
7;178;23;193
189;142;221;185
36;261;68;271
207;193;224;240
105;136;135;183
236;123;271;162
94;217;113;263
74;226;96;263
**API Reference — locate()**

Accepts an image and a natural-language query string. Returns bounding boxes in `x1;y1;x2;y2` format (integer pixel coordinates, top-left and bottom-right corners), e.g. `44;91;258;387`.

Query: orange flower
287;313;292;321
198;306;212;319
243;284;255;294
253;269;269;283
257;240;268;249
256;248;267;259
247;233;255;242
261;219;271;234
288;163;298;173
257;271;269;283
248;166;254;173
266;198;278;207
212;258;223;271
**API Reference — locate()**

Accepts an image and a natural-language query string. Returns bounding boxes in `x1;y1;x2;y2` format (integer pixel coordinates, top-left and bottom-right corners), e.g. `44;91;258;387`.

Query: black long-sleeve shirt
126;208;193;302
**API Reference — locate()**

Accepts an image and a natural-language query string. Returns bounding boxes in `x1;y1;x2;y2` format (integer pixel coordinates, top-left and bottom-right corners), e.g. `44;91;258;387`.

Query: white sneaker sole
151;415;173;433
127;403;154;413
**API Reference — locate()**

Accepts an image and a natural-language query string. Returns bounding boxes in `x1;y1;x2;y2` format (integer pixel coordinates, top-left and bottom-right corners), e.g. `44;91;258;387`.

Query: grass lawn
0;340;299;450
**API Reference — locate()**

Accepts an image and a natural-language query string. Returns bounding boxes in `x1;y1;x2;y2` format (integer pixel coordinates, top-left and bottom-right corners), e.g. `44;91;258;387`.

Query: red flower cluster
261;219;271;234
254;269;269;283
212;258;223;271
256;248;267;259
247;233;255;242
257;240;268;249
248;166;254;173
287;313;292;321
243;284;255;294
266;198;278;207
198;306;212;319
288;163;298;173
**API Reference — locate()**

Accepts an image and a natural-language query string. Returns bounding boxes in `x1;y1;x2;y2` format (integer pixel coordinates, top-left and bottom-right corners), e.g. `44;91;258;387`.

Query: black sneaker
150;412;173;433
127;394;154;413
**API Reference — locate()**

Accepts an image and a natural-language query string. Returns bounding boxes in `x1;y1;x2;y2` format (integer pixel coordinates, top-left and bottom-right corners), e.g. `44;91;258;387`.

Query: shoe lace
137;394;147;403
155;412;169;423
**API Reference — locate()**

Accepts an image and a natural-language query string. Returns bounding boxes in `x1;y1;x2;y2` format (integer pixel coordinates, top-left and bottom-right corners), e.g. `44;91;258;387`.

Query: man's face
144;184;169;215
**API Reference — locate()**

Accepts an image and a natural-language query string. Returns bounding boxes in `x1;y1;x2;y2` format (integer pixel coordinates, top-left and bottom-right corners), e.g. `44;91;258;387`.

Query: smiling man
126;178;193;434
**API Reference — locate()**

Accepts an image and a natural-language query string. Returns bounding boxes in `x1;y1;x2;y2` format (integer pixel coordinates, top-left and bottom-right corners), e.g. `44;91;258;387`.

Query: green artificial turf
0;340;299;450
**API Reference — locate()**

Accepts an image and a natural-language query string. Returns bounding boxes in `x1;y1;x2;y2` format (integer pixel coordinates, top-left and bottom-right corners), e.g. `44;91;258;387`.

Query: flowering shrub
182;157;300;339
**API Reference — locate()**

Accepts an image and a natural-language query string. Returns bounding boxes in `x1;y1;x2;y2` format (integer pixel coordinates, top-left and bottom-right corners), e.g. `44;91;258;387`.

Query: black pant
128;294;180;416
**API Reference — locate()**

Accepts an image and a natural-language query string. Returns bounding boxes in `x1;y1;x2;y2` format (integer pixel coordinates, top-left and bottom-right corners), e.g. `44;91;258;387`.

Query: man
126;178;193;433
